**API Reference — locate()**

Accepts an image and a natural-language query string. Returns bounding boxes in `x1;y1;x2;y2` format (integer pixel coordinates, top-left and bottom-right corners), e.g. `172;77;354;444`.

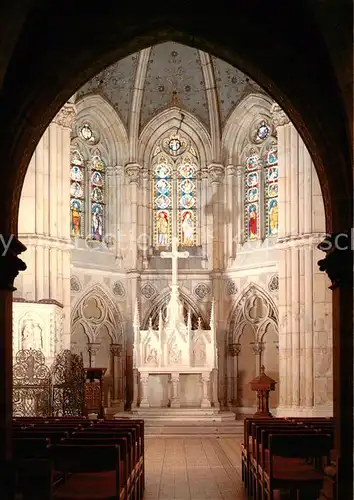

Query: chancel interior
5;34;350;500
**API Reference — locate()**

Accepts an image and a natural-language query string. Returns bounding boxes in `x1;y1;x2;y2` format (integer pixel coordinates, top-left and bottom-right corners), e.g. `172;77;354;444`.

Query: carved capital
317;231;352;290
140;374;149;385
228;342;241;356
236;165;245;176
125;163;141;184
0;235;27;291
271;102;290;128
201;372;210;382
110;343;123;357
87;342;100;355
226;165;238;177
200;166;209;180
141;166;149;181
208;163;225;184
53;103;76;129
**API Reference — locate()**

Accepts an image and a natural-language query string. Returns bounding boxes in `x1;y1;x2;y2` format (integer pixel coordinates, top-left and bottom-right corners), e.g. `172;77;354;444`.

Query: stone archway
227;283;278;414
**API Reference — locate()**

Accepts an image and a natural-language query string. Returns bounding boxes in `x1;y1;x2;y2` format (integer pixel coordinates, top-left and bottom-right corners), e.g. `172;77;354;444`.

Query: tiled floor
144;437;247;500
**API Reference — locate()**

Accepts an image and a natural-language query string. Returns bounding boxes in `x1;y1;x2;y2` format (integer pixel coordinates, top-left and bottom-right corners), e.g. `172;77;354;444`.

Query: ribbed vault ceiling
77;41;264;134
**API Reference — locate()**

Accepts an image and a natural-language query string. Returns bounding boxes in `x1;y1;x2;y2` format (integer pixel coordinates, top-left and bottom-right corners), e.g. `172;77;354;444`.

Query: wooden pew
49;444;122;500
262;433;332;500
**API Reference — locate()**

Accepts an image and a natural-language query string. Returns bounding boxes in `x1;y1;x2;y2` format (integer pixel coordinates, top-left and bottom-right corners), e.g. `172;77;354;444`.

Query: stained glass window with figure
153;158;172;247
264;148;278;236
70;149;85;238
90;152;105;241
244;154;260;240
178;156;197;246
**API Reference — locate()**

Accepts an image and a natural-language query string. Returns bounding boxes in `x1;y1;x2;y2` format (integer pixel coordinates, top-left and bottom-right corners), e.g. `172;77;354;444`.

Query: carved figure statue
21;317;43;350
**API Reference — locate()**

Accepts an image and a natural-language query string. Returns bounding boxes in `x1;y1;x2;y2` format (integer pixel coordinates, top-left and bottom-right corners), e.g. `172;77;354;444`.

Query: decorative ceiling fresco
77;41;263;133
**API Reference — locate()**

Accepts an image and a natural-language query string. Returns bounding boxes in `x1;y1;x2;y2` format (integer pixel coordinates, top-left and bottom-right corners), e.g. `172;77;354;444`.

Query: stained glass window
90;152;105;241
153;159;172;247
178;157;197;246
70;149;85;238
244;154;260;240
264;148;278;236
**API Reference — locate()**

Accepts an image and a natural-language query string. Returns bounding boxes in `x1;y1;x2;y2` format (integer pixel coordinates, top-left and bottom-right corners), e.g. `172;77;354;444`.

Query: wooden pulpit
84;367;107;418
250;365;276;417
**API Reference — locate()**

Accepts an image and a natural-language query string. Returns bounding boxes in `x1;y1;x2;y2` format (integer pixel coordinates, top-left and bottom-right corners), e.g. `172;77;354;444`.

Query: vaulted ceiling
76;41;264;134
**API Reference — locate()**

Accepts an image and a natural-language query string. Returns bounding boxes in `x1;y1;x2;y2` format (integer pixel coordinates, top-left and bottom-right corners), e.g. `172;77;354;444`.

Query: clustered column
271;103;333;417
227;342;241;408
16;103;76;350
110;343;123;406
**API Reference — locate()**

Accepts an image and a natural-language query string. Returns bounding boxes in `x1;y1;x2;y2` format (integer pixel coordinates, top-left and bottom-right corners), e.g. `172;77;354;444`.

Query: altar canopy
133;237;217;408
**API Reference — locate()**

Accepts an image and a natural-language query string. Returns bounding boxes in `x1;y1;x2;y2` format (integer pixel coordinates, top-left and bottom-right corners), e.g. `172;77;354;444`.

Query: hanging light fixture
168;104;185;155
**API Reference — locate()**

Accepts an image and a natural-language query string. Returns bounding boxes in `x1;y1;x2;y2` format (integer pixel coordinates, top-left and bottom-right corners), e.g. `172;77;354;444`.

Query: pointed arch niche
71;283;124;407
138;108;211;250
71;95;129;243
226;283;279;413
142;287;208;331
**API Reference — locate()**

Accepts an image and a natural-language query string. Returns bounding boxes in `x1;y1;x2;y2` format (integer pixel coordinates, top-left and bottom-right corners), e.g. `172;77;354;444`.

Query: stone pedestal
201;372;211;408
140;373;150;408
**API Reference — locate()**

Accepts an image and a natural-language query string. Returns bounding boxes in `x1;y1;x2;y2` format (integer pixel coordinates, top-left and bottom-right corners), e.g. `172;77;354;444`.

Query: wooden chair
50;444;122;500
262;433;331;500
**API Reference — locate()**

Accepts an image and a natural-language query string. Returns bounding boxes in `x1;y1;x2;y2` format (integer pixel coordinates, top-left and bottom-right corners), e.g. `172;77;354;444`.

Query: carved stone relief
193;283;210;301
225;280;238;296
268;274;279;293
112;281;126;297
70;276;82;292
141;282;157;300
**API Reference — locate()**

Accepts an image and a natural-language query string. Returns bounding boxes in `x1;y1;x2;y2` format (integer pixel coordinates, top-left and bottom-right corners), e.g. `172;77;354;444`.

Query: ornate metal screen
51;350;86;416
13;349;51;417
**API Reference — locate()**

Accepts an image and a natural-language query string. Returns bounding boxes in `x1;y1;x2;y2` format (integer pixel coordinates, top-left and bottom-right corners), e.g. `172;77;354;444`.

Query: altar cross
160;236;189;287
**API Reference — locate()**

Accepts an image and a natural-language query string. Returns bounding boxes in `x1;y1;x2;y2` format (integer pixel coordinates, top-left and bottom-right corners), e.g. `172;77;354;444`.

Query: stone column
170;374;180;408
228;342;241;408
271;103;333;417
87;343;100;368
317;231;352;500
140;373;150;408
251;341;265;376
200;166;209;264
141;166;150;268
15;102;76;350
0;236;26;498
125;162;141;270
110;343;123;406
235;165;245;250
201;372;211;408
105;166;118;248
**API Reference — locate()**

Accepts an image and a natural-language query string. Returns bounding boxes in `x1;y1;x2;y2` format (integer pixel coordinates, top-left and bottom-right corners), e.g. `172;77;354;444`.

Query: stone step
114;409;237;423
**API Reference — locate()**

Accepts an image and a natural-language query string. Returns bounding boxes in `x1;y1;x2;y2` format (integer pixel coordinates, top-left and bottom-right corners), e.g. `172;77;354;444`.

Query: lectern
250;365;276;417
84;367;107;418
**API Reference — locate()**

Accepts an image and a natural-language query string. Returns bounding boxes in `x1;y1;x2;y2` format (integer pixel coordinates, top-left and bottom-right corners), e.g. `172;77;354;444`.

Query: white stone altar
132;237;217;409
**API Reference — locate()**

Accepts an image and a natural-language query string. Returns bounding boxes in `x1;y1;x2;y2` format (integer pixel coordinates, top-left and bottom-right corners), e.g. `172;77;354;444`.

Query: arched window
264;148;278;236
178;156;197;246
90;151;105;241
243;121;278;241
70;123;106;241
153;134;198;248
70;149;85;238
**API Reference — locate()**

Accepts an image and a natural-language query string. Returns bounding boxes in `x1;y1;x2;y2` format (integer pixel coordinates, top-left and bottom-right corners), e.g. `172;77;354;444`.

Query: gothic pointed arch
75;94;129;165
142;286;208;330
228;282;278;344
71;282;123;344
222;93;273;162
138;107;211;167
